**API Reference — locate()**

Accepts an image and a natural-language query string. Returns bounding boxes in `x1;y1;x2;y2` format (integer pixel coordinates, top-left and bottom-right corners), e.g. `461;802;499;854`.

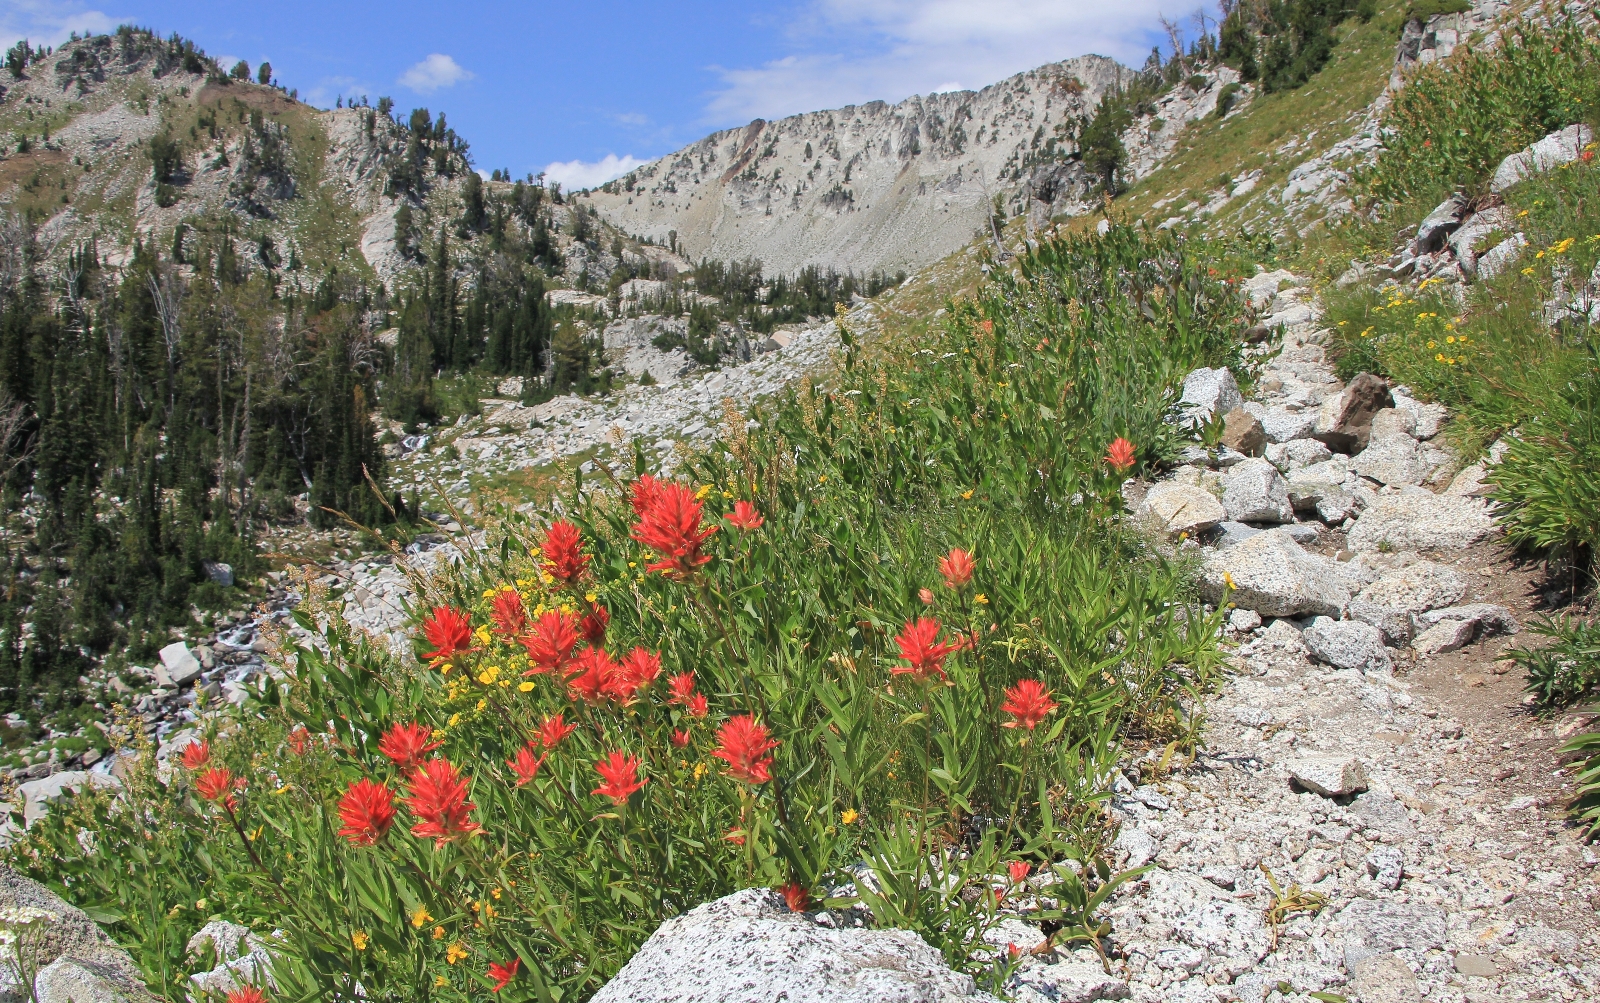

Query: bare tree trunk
147;265;183;422
1160;15;1190;78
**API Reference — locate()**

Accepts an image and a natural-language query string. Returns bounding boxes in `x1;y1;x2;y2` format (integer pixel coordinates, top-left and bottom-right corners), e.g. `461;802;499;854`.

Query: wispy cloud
705;0;1172;124
0;0;118;50
398;53;473;94
542;154;646;191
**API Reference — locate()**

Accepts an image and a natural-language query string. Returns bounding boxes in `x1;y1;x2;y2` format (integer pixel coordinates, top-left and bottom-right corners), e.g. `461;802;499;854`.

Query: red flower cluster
592;752;646;804
537;713;577;749
226;988;269;1003
286;726;312;756
420;606;473;664
712;715;779;785
580;602;610;644
891;618;961;684
1000;679;1057;730
1008;860;1031;884
179;740;211;771
630;478;717;579
541;521;590;584
519;610;579;675
727;500;765;531
487;958;521;993
566;646;618;703
778;882;811;913
670;728;691;748
195;767;243;811
507;744;546;787
1105;437;1137;473
337;778;397;845
938;547;974;589
404;758;482;847
378;722;442;771
490;589;527;637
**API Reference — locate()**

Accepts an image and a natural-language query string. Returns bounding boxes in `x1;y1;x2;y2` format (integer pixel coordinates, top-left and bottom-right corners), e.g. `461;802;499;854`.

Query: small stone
1220;408;1267;456
1302;617;1392;674
1008;960;1131;1003
1453;953;1498;977
1288;755;1369;797
1222;458;1294;524
1366;846;1404;890
1200;863;1240;890
1138;482;1227;538
1414;603;1520;635
1349;952;1420;1003
1412;618;1476;655
1228;608;1263;632
1215;521;1263;549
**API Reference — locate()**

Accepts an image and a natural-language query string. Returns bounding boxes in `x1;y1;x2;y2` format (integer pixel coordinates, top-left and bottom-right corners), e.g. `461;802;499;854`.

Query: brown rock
1220;408;1267;456
1315;373;1395;453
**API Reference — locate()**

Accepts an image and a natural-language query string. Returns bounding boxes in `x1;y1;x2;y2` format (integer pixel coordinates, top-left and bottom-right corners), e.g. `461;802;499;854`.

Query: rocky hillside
578;56;1242;275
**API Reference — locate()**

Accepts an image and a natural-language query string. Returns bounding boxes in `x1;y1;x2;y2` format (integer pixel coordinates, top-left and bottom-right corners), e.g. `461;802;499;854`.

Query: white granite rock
1177;367;1244;427
1351;434;1431;487
1008;960;1130;1003
156;642;203;688
1137;481;1227;538
1301;616;1392;674
1200;529;1355;617
1490;124;1595;193
1222;458;1294;524
1345;494;1495;553
1288;755;1370;797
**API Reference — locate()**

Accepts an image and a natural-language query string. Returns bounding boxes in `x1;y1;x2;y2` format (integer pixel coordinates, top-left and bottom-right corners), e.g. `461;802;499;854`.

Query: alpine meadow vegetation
8;224;1252;1001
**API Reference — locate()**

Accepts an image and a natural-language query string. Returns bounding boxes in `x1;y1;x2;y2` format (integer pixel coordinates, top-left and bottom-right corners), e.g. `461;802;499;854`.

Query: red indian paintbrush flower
405;758;482;847
537;712;577;749
507;744;546;787
540;521;589;584
592;752;646;804
778;882;811;913
490;589;527;637
195;767;242;811
891;618;961;683
420;606;473;664
666;672;697;705
609;647;661;702
487;958;521;993
1105;437;1137;473
919;587;935;605
938;547;975;589
630;474;664;517
686;693;708;718
712;714;779;785
670;728;691;748
226;988;269;1003
1008;860;1031;884
727;500;764;531
630;479;718;579
378;722;442;771
286;726;312;756
519;610;579;676
336;778;396;845
1000;679;1058;730
567;646;618;703
579;602;609;645
179;740;210;771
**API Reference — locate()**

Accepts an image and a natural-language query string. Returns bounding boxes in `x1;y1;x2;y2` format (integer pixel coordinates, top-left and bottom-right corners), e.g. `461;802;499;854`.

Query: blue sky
4;0;1175;187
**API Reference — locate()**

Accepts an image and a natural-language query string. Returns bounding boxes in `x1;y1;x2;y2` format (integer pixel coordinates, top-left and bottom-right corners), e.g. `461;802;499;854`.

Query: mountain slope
579;55;1240;275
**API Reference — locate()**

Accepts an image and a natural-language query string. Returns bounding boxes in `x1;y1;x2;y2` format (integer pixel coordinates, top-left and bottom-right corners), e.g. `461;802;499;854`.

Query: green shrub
1215;82;1243;119
1403;0;1471;21
1510;616;1600;708
1560;729;1600;839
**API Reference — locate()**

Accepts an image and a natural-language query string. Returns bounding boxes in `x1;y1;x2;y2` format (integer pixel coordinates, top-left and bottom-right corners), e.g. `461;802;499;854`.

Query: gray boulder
1265;438;1331;471
589;889;998;1003
1137;482;1227;538
1412;618;1476;655
1412;194;1466;254
1347;560;1465;644
1475;233;1527;280
1222;458;1294;524
1490;124;1595;193
1349;952;1420;1003
1286;458;1353;511
1415;603;1520;635
1177;367;1243;427
0;865;158;1003
1389;391;1447;440
1009;960;1130;1003
1346;494;1495;553
1351;435;1431;487
156;643;202;688
1247;404;1319;445
1301;617;1392;674
1200;529;1355;617
11;771;121;829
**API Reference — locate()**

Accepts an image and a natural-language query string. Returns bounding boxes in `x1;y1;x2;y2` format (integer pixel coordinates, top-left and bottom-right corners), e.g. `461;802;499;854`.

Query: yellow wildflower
1222;571;1236;590
841;808;859;825
518;681;535;693
448;713;462;727
411;905;433;929
474;625;492;646
1522;267;1535;275
696;484;713;499
352;931;369;951
1427;341;1437;349
1436;353;1445;362
432;926;447;941
435;976;448;988
974;593;989;604
961;490;974;499
446;942;469;965
477;665;500;685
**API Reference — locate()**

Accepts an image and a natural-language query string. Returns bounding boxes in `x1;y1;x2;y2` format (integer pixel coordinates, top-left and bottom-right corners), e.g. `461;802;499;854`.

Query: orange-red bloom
420;606;473;664
490;589;527;637
378;722;442;772
1000;679;1057;730
938;547;975;589
337;778;396;845
226;988;269;1003
686;693;708;718
537;713;577;749
727;500;765;531
567;646;619;703
891;618;960;683
579;602;610;645
712;715;779;785
195;767;242;811
630;480;718;579
670;729;691;748
666;672;697;704
610;647;661;702
778;882;811;913
592;752;646;804
1105;437;1137;473
1008;860;1031;884
487;958;521;993
630;474;665;517
919;587;935;605
404;758;482;847
286;726;312;756
179;740;211;771
507;744;546;787
541;521;590;584
519;610;580;676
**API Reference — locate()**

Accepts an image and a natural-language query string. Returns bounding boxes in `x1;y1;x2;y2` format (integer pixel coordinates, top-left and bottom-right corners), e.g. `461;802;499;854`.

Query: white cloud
0;0;117;51
705;0;1171;124
398;53;473;94
542;154;646;191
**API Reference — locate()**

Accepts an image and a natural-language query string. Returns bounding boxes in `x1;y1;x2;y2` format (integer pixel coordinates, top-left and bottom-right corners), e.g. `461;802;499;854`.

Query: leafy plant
1560;729;1600;839
1508;616;1600;708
